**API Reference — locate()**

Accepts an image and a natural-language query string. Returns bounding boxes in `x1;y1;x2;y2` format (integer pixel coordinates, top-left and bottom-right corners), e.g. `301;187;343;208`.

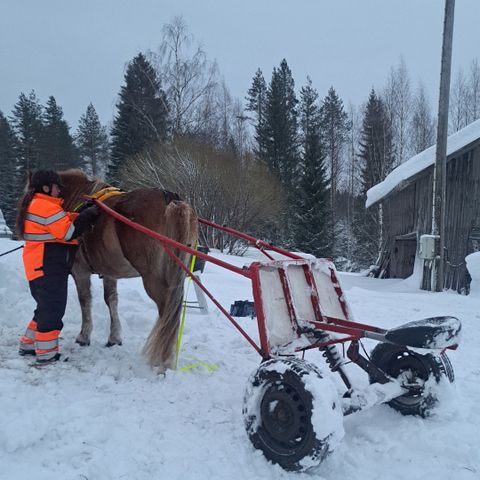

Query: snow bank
466;251;480;297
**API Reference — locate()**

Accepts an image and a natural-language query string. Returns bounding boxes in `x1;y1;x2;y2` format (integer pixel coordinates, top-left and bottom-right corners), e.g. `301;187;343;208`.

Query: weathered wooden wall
381;144;480;291
444;146;480;290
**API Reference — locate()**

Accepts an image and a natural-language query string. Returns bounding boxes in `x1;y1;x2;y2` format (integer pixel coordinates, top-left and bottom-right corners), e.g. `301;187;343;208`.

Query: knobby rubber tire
243;357;342;472
368;342;454;417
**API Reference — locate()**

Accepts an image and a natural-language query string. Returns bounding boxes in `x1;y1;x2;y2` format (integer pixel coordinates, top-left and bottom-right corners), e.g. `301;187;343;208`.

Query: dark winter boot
19;347;36;356
34;352;62;367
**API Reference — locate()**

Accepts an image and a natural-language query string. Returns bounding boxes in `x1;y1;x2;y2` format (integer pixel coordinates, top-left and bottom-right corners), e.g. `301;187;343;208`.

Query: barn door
392;235;417;278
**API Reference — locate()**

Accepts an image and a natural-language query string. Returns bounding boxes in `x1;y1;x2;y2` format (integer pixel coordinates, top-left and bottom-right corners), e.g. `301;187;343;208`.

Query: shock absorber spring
321;344;344;371
314;330;344;371
316;331;352;390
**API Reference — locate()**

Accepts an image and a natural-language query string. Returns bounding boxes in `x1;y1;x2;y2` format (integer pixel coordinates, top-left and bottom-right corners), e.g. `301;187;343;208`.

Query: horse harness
74;186;124;212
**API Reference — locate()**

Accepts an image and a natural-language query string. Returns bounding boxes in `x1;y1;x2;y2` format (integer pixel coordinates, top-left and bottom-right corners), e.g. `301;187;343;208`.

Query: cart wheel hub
261;385;307;444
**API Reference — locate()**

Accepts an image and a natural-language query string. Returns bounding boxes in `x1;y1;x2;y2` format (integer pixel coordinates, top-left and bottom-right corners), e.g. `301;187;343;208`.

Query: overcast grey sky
1;0;479;129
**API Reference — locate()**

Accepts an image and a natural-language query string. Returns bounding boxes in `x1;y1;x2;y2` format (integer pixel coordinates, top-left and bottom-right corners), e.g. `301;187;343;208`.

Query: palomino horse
59;169;198;371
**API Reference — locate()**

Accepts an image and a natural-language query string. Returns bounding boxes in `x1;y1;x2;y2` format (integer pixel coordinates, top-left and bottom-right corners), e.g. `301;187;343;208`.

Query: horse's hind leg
103;276;122;347
71;267;93;346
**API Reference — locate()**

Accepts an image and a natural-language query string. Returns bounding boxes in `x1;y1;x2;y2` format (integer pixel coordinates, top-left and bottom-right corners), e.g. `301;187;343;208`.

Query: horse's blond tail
142;200;198;371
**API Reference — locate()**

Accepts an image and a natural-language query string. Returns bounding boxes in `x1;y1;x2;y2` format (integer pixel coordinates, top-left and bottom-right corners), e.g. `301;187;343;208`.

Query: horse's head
59;169;105;211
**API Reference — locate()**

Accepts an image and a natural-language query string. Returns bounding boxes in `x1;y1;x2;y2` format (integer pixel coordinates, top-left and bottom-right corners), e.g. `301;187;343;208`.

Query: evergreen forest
1;17;480;270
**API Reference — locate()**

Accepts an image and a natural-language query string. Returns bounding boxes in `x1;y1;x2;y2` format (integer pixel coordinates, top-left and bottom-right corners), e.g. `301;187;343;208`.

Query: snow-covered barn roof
366;118;480;208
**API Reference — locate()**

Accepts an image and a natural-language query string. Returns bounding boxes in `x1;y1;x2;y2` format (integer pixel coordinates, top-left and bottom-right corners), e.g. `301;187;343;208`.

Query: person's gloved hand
77;199;96;213
72;205;100;238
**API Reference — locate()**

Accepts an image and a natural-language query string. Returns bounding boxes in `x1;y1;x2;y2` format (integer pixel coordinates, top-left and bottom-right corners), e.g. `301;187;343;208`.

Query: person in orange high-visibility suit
16;169;99;365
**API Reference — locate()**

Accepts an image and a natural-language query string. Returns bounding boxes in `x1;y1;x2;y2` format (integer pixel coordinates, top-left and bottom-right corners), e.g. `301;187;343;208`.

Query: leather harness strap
74;187;124;212
91;187;124;203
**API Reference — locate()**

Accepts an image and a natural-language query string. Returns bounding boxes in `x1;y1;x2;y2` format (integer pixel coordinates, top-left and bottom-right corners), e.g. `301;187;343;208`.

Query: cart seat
251;258;352;355
384;316;461;349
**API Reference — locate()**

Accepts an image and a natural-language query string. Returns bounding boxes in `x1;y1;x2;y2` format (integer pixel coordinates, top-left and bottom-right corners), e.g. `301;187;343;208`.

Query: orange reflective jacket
22;193;79;281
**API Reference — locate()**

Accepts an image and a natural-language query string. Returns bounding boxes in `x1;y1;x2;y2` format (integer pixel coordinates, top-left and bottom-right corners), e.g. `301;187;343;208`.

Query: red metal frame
90;197;392;360
278;267;300;328
198;218;302;261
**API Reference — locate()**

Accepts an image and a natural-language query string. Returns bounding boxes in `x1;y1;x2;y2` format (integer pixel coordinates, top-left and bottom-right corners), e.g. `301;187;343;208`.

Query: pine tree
108;53;169;183
76;103;109;176
263;59;299;184
293;78;332;257
10;91;44;175
358;90;394;191
43;96;79;170
245;68;268;160
0;111;18;229
320;87;349;241
354;89;394;267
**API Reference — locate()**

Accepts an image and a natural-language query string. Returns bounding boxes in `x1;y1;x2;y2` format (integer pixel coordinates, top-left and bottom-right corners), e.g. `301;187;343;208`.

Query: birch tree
152;16;219;138
383;58;412;165
468;59;480;123
449;68;470;132
409;81;435;154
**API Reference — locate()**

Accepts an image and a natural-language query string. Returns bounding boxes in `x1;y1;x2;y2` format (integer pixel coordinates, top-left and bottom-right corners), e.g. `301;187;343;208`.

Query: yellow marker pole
175;246;197;368
175;246;219;374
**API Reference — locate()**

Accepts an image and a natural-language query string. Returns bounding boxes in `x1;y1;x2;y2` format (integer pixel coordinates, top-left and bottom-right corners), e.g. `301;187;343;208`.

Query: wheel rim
387;352;430;405
260;381;309;451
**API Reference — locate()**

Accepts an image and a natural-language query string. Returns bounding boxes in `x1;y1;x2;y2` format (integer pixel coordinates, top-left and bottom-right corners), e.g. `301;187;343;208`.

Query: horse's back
82;188;197;279
113;188;197;245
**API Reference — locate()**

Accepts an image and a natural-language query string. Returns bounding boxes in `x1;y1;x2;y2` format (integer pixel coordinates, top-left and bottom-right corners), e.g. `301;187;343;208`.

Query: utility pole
432;0;455;292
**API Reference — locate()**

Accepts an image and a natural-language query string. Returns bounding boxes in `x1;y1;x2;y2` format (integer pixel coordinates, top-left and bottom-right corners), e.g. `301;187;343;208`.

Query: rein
0;245;24;258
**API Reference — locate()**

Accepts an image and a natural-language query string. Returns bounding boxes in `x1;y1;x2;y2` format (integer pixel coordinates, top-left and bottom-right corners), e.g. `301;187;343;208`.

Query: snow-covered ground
0;237;479;480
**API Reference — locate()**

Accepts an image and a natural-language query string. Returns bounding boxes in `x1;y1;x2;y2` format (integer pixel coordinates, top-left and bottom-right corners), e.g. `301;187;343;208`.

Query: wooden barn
366;119;480;293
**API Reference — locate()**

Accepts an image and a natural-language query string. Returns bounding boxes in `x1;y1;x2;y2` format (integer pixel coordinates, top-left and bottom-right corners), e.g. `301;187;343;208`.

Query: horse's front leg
71;268;93;346
103;276;122;347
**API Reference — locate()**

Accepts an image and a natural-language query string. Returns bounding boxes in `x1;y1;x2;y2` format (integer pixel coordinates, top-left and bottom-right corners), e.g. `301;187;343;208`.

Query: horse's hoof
105;341;122;347
76;339;90;346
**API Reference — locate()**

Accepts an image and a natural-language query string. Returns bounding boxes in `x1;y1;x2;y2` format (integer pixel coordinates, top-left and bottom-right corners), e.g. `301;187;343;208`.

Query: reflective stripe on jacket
22;193;79;281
